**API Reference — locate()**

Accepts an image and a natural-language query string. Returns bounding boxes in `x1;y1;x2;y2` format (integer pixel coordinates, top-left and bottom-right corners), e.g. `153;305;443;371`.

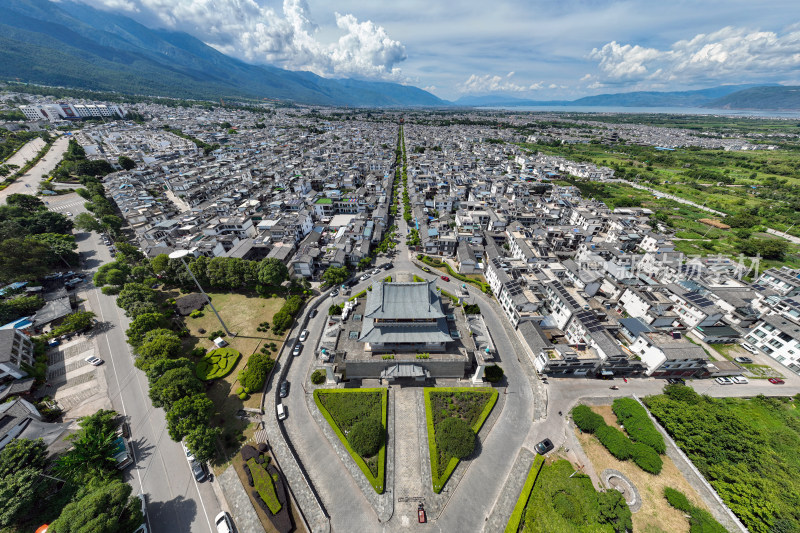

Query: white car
215;511;234;533
84;356;104;366
740;342;759;355
299;329;309;342
359;273;370;281
715;376;733;385
371;268;382;275
731;376;749;384
181;440;195;463
293;343;302;356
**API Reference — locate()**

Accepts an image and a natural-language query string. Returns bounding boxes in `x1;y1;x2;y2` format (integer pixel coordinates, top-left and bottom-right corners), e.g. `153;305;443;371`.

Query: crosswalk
49;199;84;212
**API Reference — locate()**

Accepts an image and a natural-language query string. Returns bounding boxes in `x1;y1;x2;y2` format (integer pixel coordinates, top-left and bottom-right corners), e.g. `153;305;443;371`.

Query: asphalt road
48;194;222;533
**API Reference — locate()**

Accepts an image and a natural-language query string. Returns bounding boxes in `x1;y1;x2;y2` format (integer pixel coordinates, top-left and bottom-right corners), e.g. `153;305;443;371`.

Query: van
277;403;287;420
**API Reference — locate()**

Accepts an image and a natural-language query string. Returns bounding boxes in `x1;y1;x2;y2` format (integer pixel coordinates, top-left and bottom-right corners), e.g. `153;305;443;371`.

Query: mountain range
454;84;800;110
0;0;444;107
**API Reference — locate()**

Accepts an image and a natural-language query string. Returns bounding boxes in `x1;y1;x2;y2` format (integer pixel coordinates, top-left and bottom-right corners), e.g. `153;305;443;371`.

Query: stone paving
304;384;394;522
217;466;262;533
483;447;534;533
392;387;425;528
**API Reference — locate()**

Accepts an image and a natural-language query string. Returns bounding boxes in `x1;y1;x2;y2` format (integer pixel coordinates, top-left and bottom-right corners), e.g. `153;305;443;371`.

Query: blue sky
78;0;800;100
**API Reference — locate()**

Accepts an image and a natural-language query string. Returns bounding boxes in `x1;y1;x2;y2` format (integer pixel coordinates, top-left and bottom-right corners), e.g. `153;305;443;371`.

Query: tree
238;353;275;393
436;417;475;460
348;418;383;457
104;269;127;286
166;393;214;441
6;193;44;213
151;254;169;275
73;212;102;232
258;257;289;287
148;366;203;409
184;426;222;463
101;214;123;233
116;282;157;313
598;489;633;533
0;438;47;478
31;232;79;266
0;468;40;527
0;237;54;283
48;479;142;533
56;410;119;481
126;312;167;346
484;365;504;383
322;266;349;287
51;311;95;336
118;155;136;170
135;333;183;372
124;300;161;319
358;257;372;270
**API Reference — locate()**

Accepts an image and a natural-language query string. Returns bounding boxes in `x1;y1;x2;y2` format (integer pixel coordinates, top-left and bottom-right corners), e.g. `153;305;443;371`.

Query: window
763;346;774;355
763;324;775;332
755;330;767;338
779;332;793;342
769;339;784;348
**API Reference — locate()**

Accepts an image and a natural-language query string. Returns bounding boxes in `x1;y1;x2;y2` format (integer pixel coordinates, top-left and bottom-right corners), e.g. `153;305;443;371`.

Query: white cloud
589;26;800;85
74;0;407;79
458;71;542;93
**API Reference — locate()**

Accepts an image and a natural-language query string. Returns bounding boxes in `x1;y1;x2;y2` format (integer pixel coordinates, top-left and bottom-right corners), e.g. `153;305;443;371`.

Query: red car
441;276;450;282
769;378;785;384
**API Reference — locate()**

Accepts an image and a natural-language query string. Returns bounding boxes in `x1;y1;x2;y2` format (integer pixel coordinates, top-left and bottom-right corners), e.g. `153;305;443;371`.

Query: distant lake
484;105;800;118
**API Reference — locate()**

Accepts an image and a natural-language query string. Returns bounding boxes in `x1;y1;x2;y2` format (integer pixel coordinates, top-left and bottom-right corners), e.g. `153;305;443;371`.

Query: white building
744;314;800;376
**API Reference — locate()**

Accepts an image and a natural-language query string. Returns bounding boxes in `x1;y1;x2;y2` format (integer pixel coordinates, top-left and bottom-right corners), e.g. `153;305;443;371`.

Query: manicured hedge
424;387;498;493
664;487;692;512
248;457;281;514
664;487;727;533
195;347;241;380
631;442;663;474
595;425;632;461
572;404;605;433
314;389;387;493
238;353;275;393
505;454;545;533
613;397;666;454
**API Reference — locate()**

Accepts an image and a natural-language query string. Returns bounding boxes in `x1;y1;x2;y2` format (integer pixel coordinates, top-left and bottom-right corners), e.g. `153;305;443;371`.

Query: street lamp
169;249;233;337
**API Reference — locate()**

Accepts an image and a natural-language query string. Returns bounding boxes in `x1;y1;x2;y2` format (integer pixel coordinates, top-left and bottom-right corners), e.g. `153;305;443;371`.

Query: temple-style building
358;281;453;352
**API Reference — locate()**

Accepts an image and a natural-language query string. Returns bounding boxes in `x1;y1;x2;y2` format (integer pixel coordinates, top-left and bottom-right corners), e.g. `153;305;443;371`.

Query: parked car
383;263;393;271
740;342;759;355
215;511;234;533
359;273;370;281
299;329;309;342
731;376;749;384
181;440;195;463
190;460;208;482
715;377;733;385
277;403;287;420
421;266;431;273
535;438;554;455
666;377;686;385
440;275;450;282
279;381;290;398
734;356;754;364
329;289;339;298
769;377;785;384
293;343;302;356
84;356;104;366
309;309;318;319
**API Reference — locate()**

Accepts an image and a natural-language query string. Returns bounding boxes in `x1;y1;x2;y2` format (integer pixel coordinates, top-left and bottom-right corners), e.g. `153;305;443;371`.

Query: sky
75;0;800;101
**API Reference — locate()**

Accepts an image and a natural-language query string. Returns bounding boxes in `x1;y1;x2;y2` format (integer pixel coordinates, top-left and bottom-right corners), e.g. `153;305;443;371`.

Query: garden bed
233;444;296;533
195;347;241;380
424;387;498;493
314;388;388;493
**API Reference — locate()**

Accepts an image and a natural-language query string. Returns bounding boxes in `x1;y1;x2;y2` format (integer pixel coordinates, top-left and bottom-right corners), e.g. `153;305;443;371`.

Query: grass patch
314;389;388;493
425;387;498;493
247;458;282;514
418;255;491;293
412;275;426;282
195;347;241;380
521;459;632;533
505;454;545;533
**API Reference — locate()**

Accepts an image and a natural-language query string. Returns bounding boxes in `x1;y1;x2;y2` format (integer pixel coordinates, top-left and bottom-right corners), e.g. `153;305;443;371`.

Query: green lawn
314;389;388;493
425;387;497;492
644;386;800;533
247;458;281;514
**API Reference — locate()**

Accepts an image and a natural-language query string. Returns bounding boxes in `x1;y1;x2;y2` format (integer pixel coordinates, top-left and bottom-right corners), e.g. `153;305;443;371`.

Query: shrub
613;397;666;454
238;353;275;393
189;310;203;318
664;487;693;513
348;418;383;457
238;392;248;400
484;365;504;383
190;347;206;358
595;425;632;461
631;442;663;474
437;417;475;460
572;404;605;433
689;507;727;533
311;369;326;385
101;285;121;295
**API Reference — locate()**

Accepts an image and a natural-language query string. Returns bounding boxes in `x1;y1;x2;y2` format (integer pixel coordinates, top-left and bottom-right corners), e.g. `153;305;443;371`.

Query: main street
48;194;223;533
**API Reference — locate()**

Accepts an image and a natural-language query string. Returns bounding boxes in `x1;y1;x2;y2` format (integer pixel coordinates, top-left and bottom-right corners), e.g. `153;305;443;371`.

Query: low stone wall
343;358;468;379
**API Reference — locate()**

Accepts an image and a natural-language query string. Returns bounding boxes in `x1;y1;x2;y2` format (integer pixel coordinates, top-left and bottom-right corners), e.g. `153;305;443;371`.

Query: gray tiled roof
364;281;445;320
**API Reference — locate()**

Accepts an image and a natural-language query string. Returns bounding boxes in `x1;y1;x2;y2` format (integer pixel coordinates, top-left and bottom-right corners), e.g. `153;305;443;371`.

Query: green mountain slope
1;0;444;107
707;86;800;110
